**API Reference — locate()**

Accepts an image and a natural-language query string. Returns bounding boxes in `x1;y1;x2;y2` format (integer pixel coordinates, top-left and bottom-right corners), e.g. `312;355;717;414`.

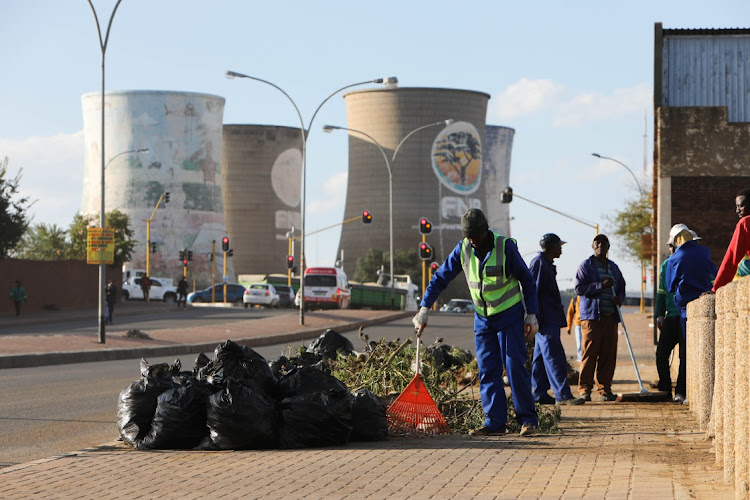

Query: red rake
386;330;451;435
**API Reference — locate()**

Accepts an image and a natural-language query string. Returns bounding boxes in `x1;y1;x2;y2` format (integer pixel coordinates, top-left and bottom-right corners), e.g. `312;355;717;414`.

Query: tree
14;223;69;260
353;248;384;283
353;248;421;285
606;190;652;264
68;209;137;268
0;157;30;258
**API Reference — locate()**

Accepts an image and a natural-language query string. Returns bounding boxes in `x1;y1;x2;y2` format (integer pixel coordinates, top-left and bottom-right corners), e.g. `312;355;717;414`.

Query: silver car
243;283;280;308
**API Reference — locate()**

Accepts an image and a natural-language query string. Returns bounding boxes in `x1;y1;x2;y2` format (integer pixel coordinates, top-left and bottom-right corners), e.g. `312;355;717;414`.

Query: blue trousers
531;324;574;402
474;303;538;429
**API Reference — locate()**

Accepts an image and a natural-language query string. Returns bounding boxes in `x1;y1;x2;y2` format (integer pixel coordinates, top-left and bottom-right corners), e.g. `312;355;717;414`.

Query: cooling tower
339;87;500;302
221;125;303;276
483;125;515;237
81;90;230;287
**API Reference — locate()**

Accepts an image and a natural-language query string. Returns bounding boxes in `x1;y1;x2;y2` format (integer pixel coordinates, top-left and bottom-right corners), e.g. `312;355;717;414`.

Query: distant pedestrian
177;276;189;309
713;187;750;291
574;234;626;402
140;275;151;301
105;280;118;324
566;295;582;362
664;223;716;404
529;233;585;406
9;280;27;317
654;243;681;398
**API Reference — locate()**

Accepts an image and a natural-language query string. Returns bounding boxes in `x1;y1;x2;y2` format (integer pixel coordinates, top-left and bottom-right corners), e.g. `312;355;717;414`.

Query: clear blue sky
1;0;747;293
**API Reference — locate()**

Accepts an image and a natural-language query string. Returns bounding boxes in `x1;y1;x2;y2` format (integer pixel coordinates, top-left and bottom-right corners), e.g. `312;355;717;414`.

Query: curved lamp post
225;71;397;323
324;119;453;309
591;153;649;312
87;0;123;344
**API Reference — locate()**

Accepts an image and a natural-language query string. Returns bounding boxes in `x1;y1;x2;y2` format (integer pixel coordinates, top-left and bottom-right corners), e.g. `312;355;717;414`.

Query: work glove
524;313;539;340
412;306;429;334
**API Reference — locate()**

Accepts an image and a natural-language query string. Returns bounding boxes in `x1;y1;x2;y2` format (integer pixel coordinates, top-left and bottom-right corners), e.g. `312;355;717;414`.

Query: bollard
717;283;736;483
713;291;725;463
735;278;750;499
687;294;715;431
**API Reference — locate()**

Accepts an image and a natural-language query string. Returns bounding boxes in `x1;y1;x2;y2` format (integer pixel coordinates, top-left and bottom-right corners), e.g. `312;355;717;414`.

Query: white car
439;299;475;313
243;283;280;308
121;277;178;302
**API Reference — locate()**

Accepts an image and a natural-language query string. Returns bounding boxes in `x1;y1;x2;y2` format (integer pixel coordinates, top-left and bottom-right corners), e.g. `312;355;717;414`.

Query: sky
1;0;748;295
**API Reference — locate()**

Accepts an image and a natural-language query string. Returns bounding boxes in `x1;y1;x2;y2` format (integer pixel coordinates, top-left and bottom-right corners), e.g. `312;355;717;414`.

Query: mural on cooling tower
81;91;230;285
271;148;303;233
431;121;482;195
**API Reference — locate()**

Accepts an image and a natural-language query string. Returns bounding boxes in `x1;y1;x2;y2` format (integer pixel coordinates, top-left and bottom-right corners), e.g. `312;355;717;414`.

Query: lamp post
324;120;453;309
502;187;599;234
591;153;649;312
87;0;123;344
225;71;397;324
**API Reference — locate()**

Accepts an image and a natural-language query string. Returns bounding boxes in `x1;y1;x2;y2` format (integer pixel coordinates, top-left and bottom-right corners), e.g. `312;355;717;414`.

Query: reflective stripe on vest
461;234;522;317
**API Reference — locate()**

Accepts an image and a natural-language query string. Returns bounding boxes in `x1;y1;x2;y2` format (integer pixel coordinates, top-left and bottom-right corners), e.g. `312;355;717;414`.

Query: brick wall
671;177;750;267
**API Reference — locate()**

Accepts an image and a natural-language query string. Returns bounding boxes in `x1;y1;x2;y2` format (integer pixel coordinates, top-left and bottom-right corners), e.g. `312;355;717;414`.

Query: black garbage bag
193;352;211;376
308;329;354;359
200;378;276;450
137;378;208;450
350;389;388;441
427;344;455;371
277;390;353;449
117;358;180;447
276;366;348;398
199;340;276;393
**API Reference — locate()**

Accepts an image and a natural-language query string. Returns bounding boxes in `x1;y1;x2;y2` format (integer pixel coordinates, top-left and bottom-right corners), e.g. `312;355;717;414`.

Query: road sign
86;228;115;264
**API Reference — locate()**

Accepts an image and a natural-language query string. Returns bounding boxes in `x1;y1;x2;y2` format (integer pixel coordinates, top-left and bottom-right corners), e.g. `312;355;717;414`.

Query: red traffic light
287;255;294;269
362;210;372;224
419;217;432;234
419;242;433;260
430;262;438;271
222;236;229;252
183;259;188;265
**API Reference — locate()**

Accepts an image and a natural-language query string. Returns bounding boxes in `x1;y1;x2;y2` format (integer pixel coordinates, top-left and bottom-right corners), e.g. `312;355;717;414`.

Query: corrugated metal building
654;24;750;272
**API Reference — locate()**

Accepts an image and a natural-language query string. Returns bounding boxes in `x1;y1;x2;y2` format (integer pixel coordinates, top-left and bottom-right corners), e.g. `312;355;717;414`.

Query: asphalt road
0;312;475;469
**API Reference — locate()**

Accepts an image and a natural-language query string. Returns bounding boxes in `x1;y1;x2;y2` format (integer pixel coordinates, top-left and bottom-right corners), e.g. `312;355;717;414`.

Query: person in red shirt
713;188;750;291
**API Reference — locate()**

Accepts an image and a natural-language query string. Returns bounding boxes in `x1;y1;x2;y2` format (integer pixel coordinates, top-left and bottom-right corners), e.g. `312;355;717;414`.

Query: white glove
524;313;539;339
412;306;429;334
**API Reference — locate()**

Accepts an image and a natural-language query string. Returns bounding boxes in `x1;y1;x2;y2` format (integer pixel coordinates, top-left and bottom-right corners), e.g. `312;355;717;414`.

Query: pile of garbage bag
117;338;387;451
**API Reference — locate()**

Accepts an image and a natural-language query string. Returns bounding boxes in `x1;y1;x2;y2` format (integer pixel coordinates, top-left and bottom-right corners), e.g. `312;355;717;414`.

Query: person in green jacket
654;244;682;400
9;280;27;317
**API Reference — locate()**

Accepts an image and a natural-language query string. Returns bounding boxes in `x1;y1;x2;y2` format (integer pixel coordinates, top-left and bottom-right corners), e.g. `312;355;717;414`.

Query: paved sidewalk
0;307;733;498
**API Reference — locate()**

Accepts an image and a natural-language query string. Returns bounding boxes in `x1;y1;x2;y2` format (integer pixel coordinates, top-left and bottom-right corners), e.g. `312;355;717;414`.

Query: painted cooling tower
483;125;515;237
81;90;229;287
338;87;498;301
221;125;302;276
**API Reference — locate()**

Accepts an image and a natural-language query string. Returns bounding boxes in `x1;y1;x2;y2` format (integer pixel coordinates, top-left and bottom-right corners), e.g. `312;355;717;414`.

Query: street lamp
501;187;599;234
592;153;649;312
324;120;453;309
105;148;149;170
226;71;397;324
87;0;123;344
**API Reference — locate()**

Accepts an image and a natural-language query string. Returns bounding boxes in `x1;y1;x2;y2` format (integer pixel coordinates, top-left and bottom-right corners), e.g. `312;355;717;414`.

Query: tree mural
434;131;482;187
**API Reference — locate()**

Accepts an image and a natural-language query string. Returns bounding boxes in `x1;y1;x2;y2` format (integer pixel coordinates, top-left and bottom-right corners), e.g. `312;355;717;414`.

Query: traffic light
150;242;157;253
183;258;188;266
419;242;433;260
227;249;234;257
500;187;513;203
188;250;193;261
222;237;229;252
419;217;432;234
179;249;185;261
430;262;439;272
164;191;170;203
287;255;294;269
362;210;372;224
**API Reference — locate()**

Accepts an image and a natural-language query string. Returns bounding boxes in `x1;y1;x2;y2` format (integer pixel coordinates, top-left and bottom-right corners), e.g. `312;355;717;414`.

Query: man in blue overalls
413;209;540;437
528;233;585;405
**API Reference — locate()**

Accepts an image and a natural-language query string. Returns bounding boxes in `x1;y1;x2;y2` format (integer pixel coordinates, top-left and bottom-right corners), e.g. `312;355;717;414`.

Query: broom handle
617;306;647;392
415;332;421;377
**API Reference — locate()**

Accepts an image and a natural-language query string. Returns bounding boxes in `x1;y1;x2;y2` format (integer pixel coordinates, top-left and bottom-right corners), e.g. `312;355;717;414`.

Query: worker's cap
461;209;489;239
539;233;566;250
689;229;702;241
667;223;694;246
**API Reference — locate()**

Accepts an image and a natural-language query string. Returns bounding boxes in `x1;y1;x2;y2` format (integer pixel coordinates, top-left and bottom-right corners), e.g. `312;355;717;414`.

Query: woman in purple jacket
574;234;626;401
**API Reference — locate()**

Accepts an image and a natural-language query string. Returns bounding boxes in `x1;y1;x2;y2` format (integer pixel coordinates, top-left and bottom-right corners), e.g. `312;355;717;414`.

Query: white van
299;267;351;310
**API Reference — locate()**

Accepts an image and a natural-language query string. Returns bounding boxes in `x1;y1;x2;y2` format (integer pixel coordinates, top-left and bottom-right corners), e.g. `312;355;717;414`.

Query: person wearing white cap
713;187;750;291
664;223;717;403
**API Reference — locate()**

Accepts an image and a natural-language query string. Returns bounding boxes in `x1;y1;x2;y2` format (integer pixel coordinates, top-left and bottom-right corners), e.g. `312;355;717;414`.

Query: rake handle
617;306;648;393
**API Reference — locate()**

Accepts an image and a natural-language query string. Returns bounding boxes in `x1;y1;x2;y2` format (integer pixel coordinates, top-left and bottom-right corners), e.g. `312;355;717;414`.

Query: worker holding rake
413;208;540;437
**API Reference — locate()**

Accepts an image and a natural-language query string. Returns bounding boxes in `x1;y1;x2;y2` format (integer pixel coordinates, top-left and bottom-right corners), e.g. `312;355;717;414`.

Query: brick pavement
0;306;734;498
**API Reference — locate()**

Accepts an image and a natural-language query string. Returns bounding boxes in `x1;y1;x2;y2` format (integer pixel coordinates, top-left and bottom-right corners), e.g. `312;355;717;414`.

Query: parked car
121;277;178;302
243;283;280;308
439;299;475;313
273;284;295;308
187;284;246;304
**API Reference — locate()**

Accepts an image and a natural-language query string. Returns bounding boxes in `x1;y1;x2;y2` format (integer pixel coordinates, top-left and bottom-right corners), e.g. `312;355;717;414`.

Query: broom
615;306;672;403
385;328;451;435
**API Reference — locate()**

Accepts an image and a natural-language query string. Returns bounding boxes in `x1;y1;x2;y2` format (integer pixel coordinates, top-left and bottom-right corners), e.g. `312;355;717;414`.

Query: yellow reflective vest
461;234;522;317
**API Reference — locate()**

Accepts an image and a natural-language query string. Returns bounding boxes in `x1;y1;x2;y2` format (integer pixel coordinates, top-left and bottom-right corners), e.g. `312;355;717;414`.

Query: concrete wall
221;125;302;276
81;90;230;287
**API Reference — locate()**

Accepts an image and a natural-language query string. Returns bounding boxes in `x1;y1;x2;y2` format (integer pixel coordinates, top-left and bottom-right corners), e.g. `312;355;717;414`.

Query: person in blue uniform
528;234;585;405
412;209;540;437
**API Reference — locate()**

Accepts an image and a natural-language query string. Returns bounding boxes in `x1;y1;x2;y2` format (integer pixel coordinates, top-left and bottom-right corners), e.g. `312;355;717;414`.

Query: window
306;275;337;287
